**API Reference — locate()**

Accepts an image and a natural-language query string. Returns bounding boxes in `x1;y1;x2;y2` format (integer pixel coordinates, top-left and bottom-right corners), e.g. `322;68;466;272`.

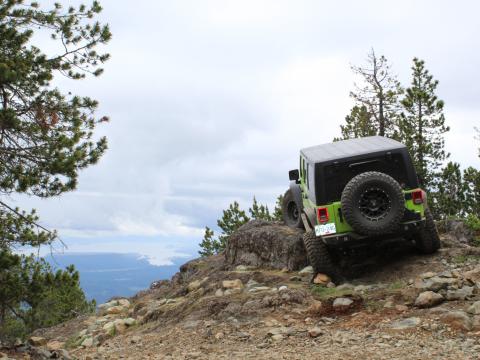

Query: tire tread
303;230;337;278
415;207;440;254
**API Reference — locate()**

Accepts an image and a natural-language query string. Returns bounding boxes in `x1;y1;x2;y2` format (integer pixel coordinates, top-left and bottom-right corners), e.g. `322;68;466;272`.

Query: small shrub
465;214;480;247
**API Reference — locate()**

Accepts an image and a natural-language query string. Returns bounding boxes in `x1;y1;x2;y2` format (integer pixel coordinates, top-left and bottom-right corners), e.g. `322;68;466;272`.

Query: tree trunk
418;98;424;184
379;95;385;136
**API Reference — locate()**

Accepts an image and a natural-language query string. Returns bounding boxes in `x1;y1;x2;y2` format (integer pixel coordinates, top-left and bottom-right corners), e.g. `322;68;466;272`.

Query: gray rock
420;271;437;279
235;265;254;272
28;336;47;346
81;337;94;348
248;286;271;292
246;279;260;289
308;327;323;337
222;279;243;290
299;266;314;274
437;219;475;245
130;336;142;344
414;291;444;308
439;311;473;331
467;301;480;315
438;271;453;278
124;317;136;326
32;348;53;359
389;317;421;330
182;320;201;329
224;220;308;271
234;331;251;340
187;280;202;292
267;327;288;336
473;315;480;330
271;334;284;341
353;285;372;293
333;297;354;307
414;276;457;292
446;286;474;301
57;349;73;360
336;283;354;291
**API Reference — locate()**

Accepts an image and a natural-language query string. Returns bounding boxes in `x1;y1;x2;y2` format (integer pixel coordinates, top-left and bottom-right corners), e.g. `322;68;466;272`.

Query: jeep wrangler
282;136;440;279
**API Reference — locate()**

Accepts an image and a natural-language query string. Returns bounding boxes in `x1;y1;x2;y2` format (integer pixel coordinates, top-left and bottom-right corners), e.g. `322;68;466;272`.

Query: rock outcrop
8;218;480;359
437;219;475;247
224;220;307;271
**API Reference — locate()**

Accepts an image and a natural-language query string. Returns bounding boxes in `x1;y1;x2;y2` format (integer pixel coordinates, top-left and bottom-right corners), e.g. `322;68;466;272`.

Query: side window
306;163;310;189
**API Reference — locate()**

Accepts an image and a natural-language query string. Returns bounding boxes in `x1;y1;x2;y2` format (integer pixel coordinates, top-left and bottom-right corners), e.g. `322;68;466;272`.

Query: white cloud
14;0;480;256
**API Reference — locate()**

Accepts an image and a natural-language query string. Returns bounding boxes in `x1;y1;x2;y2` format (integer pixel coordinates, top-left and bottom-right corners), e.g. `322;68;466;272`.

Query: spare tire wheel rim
358;186;392;222
288;201;299;221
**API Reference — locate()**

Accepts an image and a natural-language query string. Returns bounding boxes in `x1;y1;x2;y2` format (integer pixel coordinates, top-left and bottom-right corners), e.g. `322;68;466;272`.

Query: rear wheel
414;207;440;254
303;230;337;280
282;189;304;229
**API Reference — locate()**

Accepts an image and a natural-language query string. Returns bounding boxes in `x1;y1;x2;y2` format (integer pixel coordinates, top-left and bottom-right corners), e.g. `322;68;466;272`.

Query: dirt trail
5;226;480;360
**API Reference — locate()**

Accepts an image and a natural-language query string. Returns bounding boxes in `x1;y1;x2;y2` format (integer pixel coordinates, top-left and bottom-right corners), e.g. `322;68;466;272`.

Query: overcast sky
15;0;480;265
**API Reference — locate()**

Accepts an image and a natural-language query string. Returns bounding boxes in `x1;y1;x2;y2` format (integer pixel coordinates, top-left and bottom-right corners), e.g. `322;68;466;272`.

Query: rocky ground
2;220;480;360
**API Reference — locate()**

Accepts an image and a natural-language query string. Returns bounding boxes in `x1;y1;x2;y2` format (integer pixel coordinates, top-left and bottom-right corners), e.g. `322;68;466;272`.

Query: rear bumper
322;219;426;247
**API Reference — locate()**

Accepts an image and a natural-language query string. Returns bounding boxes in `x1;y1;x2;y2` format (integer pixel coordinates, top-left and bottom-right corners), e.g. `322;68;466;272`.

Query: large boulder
437;219;474;246
414;291;444;308
225;220;308;271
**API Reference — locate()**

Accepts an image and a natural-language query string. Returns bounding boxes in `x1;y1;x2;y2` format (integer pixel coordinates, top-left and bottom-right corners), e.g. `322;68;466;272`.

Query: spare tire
341;171;404;236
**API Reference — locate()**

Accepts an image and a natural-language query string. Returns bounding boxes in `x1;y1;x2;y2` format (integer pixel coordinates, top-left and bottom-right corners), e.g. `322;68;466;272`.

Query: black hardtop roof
300;136;406;163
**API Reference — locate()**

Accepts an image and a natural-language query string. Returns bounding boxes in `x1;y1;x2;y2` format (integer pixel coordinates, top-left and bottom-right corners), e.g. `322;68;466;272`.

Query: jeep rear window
321;153;410;203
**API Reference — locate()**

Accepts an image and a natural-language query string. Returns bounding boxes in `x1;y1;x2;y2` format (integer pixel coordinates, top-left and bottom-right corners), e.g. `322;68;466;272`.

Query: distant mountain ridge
45;253;190;304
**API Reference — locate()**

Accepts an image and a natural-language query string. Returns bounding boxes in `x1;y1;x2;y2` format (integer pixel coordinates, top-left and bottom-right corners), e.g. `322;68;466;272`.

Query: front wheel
282;189;304;229
303;230;338;280
414;207;440;254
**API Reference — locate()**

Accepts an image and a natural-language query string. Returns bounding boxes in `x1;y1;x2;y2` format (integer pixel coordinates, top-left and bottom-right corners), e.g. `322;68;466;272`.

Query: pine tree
0;252;94;343
336;105;377;140
0;1;111;248
217;201;250;249
273;194;284;221
464;167;480;217
198;196;283;257
0;1;110;342
432;162;465;219
249;196;273;220
198;201;250;256
340;49;403;139
399;58;450;190
198;227;217;257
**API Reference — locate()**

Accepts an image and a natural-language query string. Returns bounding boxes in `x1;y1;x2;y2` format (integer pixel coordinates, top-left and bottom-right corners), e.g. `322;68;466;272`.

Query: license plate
315;223;336;236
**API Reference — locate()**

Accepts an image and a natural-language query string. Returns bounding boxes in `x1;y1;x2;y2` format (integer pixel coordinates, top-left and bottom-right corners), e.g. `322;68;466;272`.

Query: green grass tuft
388;280;406;291
310;285;353;300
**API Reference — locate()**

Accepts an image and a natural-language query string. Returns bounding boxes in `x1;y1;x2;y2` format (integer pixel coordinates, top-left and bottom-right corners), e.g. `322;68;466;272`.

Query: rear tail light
317;207;329;223
412;190;424;205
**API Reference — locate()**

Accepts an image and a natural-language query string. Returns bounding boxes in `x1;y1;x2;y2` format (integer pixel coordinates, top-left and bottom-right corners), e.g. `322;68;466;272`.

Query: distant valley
45;253;190;304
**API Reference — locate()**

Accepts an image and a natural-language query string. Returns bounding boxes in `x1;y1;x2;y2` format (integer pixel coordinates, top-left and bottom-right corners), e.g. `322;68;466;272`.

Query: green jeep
282;136;440;279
